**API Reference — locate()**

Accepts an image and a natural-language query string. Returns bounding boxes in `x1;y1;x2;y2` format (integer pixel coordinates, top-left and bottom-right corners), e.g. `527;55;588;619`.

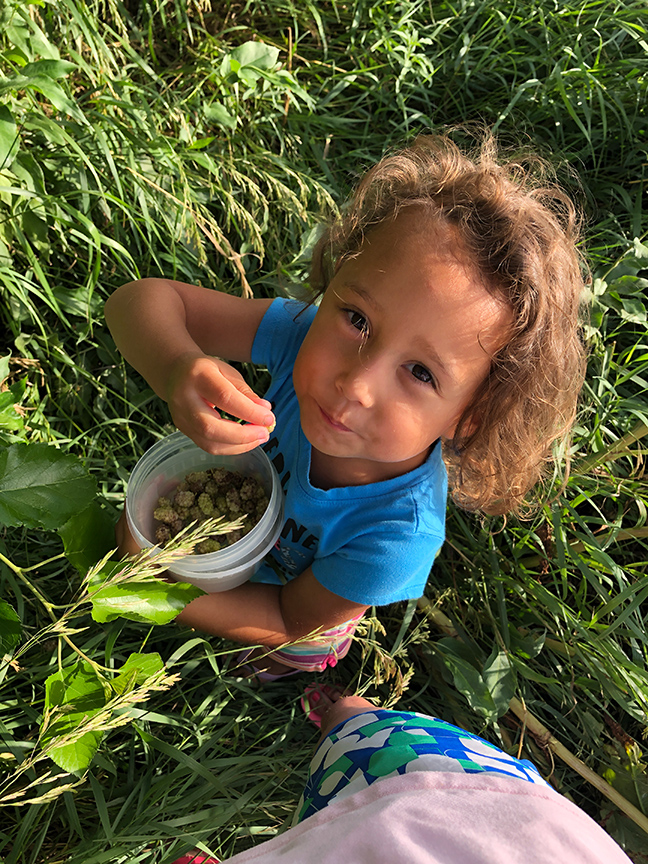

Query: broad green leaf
188;136;216;150
0;105;18;170
90;578;204;624
220;42;280;83
42;660;108;773
52;281;104;319
21;209;49;250
0;353;9;383
510;628;546;660
441;654;497;720
20;59;76;79
0;391;23;432
482;648;516;717
633;238;648;259
230;41;279;71
6;8;58;61
59;501;117;574
204;102;237;130
238;67;263;88
112;652;164;695
0;442;97;530
0;598;21;654
0;74;84;122
435;639;498;722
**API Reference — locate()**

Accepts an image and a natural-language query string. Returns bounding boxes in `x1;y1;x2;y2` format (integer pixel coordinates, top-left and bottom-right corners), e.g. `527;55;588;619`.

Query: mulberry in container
125;432;284;592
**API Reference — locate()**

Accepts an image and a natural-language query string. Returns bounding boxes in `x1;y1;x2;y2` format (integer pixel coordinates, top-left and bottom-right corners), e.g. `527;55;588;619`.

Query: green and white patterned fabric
295;709;549;823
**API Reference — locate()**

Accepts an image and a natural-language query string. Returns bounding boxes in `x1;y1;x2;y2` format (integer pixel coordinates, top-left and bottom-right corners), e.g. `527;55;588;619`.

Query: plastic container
125;432;284;592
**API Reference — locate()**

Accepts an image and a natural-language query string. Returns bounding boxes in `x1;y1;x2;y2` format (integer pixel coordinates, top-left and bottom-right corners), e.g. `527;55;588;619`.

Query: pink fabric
221;772;631;864
269;612;364;672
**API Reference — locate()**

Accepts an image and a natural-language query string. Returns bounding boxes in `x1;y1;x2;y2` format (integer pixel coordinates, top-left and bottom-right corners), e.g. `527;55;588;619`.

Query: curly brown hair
309;134;588;515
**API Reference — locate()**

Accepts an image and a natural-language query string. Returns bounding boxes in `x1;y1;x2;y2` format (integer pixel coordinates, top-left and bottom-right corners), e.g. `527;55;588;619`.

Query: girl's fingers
190;434;267;456
168;356;274;451
207;368;275;429
174;408;271;455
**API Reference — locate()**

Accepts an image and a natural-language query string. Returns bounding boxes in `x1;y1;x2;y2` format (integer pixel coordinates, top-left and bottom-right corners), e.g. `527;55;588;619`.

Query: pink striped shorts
270;613;364;672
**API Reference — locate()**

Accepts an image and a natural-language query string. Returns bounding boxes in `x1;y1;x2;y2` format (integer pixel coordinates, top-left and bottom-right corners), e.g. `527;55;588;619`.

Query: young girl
105;134;586;679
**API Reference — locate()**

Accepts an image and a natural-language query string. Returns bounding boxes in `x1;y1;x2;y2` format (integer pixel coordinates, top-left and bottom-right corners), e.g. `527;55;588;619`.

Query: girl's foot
301;683;345;728
171;853;219;864
301;684;376;737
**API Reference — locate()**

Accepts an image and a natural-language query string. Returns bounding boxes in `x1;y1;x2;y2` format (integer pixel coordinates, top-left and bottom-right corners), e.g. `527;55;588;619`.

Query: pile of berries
153;467;269;553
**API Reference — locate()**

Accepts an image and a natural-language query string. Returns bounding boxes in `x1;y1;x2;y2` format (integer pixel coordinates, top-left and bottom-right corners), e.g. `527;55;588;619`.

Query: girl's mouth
319;406;353;433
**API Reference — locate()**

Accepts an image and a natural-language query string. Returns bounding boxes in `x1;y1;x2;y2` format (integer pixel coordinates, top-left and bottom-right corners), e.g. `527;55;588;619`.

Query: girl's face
293;210;510;488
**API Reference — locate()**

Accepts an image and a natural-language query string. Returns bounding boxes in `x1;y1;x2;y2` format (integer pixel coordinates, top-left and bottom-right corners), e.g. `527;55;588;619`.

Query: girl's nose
336;350;380;406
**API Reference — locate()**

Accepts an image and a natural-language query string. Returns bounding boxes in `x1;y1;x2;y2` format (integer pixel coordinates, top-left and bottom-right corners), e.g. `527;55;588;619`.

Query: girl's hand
166;353;275;455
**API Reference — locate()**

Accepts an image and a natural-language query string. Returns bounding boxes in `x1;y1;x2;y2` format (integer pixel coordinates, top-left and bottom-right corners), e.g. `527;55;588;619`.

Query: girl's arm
104;278;275;454
175;567;368;647
115;511;367;646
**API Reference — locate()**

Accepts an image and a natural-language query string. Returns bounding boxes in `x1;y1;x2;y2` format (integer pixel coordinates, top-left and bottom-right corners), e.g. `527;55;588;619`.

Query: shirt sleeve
251;297;316;377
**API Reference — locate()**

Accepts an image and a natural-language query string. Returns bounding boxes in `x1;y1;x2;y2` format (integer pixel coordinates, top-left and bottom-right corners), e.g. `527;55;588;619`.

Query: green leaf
42;660;108;774
90;577;204;624
0;353;9;383
204;102;237;130
230;41;279;71
21;208;49;250
435;639;498;722
0;105;18;170
187;136;216;150
112;652;164;695
59;501;117;574
0;74;84;122
510;628;546;660
0;598;21;655
482;648;516;717
20;59;76;79
0;391;23;432
0;442;97;530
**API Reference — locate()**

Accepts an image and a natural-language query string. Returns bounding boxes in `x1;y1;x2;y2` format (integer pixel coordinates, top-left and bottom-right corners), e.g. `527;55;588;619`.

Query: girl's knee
115;510;141;557
319;695;375;737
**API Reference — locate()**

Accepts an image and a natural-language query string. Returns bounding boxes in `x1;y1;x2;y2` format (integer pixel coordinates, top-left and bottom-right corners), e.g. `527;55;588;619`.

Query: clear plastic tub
125;432;284;592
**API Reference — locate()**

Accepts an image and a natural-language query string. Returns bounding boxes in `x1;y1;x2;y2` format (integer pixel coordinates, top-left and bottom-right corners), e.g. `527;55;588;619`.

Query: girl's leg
235;647;300;679
115;509;142;556
306;688;377;738
295;687;550;824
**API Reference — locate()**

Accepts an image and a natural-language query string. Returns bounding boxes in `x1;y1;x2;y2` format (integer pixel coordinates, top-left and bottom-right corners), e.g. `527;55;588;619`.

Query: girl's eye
346;310;369;335
406;363;436;388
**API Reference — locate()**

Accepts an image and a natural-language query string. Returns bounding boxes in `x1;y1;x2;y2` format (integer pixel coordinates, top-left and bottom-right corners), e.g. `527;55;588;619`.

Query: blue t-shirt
250;298;447;606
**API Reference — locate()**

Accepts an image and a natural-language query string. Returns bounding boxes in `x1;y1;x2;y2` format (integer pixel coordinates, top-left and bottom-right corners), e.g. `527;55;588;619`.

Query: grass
0;0;647;861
